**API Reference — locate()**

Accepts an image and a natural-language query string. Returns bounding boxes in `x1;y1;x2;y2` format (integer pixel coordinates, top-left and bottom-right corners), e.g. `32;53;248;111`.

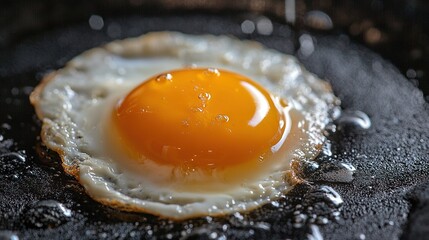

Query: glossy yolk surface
113;68;287;169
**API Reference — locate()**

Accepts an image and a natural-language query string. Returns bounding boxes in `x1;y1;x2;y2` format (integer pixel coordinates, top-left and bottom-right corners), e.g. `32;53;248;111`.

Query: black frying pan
1;0;428;239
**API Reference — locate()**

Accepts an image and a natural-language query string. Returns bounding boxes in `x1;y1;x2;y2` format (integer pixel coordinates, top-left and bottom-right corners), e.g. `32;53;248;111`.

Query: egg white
31;32;339;219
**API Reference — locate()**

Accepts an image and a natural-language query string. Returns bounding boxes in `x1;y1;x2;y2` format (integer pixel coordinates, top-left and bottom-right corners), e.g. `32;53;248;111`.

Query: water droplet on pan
0;152;26;176
295;150;356;184
0;231;19;240
304;10;333;30
299;34;315;57
21;200;72;228
322;141;332;156
306;224;324;240
2;123;11;130
304;185;343;207
88;15;104;30
180;226;226;240
303;160;356;183
256;16;273;35
289;184;344;228
336;110;371;130
241;19;256;34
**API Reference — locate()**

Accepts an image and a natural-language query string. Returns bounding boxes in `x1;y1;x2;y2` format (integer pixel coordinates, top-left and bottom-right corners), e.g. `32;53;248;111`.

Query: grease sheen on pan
31;32;339;219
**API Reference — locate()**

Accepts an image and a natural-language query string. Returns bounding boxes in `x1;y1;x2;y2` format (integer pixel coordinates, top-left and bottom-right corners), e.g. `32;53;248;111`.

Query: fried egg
30;32;339;219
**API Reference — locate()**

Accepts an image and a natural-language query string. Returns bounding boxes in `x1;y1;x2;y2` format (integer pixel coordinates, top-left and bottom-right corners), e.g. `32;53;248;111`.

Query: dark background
1;0;428;96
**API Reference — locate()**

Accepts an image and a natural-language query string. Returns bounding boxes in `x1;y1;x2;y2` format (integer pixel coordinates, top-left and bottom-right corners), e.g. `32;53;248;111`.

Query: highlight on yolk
112;68;288;169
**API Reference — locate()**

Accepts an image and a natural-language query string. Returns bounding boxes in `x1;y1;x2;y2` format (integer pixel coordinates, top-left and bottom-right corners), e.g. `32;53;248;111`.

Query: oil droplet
316;216;329;225
299;34;315;57
285;0;296;23
21;200;72;228
88;15;104;30
2;123;11;130
10;88;19;96
254;222;271;231
191;107;204;113
307;224;324;240
322;141;332;156
182;120;190;127
0;231;19;240
336;110;371;130
256;16;273;35
241;19;256;34
215;114;230;123
279;98;288;108
304;10;333;30
204;68;220;77
198;92;211;101
324;123;337;134
156;73;173;83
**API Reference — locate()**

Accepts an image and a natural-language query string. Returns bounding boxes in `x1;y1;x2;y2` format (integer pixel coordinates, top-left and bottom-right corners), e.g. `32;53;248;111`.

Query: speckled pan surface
0;13;429;240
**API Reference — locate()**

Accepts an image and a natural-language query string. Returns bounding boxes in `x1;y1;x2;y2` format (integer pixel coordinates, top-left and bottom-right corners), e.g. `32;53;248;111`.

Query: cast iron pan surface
1;12;429;240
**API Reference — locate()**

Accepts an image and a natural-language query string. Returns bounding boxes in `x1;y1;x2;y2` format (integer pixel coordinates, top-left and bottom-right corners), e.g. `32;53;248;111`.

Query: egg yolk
113;68;287;169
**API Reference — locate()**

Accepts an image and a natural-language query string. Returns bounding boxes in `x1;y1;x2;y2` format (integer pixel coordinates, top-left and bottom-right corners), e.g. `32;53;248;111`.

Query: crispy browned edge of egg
30;71;81;178
28;36;310;220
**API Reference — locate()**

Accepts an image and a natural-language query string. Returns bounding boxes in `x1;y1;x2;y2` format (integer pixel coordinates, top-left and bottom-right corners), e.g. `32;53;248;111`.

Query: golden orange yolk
113;68;287;169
